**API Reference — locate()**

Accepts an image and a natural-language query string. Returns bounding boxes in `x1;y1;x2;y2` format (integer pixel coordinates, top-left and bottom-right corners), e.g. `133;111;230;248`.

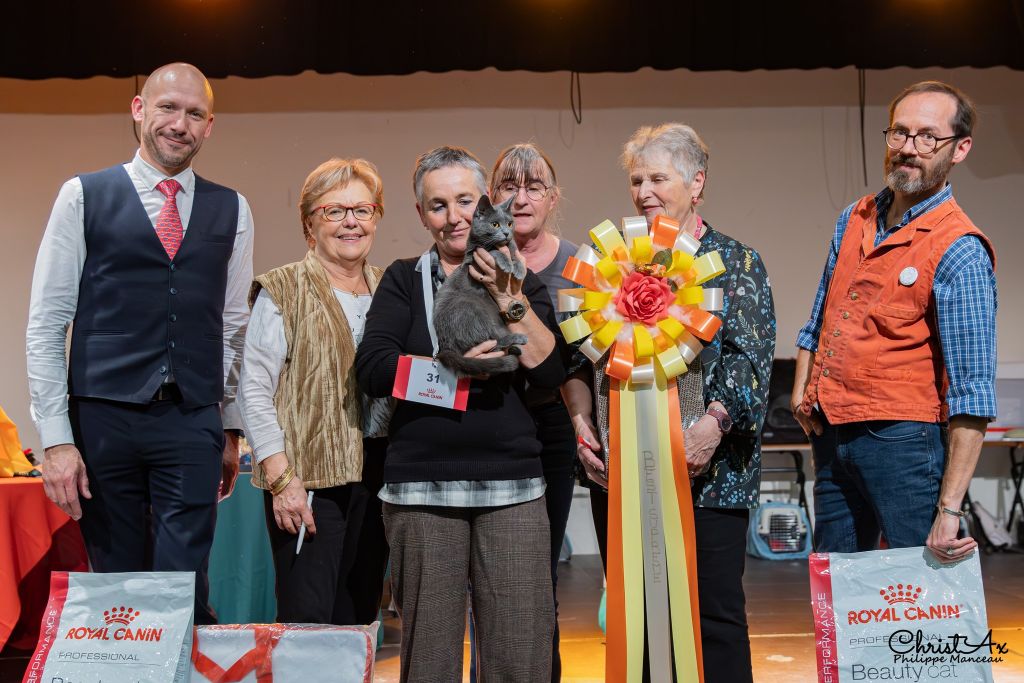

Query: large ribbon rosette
558;215;725;682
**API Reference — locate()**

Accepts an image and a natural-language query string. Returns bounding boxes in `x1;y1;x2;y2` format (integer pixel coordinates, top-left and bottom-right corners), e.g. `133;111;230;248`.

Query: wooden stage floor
1;552;1020;681
373;552;1024;682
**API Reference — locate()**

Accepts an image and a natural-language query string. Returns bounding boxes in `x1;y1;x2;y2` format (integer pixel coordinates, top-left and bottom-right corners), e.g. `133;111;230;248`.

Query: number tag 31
392;355;470;411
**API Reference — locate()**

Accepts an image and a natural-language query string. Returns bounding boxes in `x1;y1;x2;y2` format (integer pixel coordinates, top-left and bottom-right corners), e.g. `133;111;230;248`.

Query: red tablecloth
0;478;88;651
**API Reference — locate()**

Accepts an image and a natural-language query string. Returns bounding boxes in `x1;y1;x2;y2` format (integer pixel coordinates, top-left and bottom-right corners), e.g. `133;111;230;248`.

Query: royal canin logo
880;583;924;605
63;606;163;642
103;606;139;625
847;582;962;625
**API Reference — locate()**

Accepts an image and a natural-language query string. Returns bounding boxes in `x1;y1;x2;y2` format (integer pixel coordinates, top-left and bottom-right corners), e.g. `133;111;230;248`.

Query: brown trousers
383;497;554;682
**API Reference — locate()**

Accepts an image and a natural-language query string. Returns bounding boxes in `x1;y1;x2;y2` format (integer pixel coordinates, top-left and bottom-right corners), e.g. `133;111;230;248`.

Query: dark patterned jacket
692;223;776;508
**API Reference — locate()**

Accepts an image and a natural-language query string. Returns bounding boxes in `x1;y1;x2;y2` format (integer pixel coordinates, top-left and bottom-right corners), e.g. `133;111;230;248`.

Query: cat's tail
435;350;520;377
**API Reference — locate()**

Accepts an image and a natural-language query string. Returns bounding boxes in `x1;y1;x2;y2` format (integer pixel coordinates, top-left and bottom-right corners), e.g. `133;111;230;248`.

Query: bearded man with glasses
791;81;997;564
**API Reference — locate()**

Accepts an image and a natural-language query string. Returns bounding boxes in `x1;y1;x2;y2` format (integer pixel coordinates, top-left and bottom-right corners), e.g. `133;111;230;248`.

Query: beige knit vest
249;251;383;490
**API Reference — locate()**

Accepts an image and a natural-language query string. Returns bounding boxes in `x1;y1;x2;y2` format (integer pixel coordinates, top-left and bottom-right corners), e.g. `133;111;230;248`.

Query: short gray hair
413;146;487;205
621;123;709;187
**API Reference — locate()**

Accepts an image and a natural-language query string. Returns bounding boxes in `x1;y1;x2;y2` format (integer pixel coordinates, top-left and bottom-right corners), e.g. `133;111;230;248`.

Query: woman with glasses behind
489;143;578;681
239;158;391;625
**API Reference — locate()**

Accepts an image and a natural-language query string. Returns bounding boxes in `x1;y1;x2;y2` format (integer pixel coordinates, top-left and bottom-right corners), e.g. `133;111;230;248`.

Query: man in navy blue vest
27;63;254;623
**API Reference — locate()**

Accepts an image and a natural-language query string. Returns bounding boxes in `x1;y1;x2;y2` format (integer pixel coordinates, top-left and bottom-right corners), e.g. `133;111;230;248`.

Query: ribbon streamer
674;231;701;256
559;314;593;343
622;216;649;247
700;287;724;312
574;243;602;266
563;257;598;290
692;252;726;285
558;215;722;682
557;288;586;313
650;215;681;250
591;219;627;257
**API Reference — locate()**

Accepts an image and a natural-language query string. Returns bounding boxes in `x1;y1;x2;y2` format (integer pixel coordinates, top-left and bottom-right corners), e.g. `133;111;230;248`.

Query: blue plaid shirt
796;184;997;419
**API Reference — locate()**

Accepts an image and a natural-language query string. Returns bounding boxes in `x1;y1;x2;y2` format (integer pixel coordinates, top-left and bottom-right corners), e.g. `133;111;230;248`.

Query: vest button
169;341;176;349
833;329;840;337
159;365;168;375
826;349;834;357
169;314;177;322
170;287;178;295
822;368;830;377
170;263;177;272
842;311;850;319
850;292;859;300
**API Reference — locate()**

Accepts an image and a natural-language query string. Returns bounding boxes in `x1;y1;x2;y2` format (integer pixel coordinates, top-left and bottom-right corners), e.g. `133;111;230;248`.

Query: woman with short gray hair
356;145;566;681
566;123;777;683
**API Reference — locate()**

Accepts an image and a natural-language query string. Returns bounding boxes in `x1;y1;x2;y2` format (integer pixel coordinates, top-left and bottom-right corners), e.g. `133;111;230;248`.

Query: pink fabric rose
614;271;674;325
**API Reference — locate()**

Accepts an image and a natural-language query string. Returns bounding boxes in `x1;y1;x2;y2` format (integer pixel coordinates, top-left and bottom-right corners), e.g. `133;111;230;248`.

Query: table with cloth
2;469;275;653
0;478;88;651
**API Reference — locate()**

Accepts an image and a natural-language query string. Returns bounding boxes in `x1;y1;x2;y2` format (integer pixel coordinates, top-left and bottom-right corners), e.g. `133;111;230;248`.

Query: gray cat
433;195;528;377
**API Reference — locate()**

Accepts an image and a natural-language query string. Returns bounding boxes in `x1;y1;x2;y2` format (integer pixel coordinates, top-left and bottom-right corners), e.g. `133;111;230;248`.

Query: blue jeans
811;417;946;552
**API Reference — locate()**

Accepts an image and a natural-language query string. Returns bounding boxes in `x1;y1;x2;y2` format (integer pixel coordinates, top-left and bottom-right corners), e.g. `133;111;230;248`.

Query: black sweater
355;257;568;484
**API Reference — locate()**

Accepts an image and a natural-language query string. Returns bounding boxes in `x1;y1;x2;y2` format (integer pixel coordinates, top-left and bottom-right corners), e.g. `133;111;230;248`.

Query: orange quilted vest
801;196;994;425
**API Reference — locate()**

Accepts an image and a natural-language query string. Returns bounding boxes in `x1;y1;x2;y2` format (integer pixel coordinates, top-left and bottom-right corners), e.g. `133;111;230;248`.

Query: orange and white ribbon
559;215;726;682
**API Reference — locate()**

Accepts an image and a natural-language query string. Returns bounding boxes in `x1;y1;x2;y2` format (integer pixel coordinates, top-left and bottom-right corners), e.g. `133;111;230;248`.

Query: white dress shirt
26;151;255;449
239;288;392;464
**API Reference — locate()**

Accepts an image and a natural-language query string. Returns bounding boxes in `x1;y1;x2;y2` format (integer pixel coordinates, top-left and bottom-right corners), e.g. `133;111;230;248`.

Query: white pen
295;490;314;555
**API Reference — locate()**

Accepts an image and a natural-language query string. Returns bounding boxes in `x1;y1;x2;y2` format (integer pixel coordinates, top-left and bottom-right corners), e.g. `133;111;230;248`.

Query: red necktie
155;179;184;260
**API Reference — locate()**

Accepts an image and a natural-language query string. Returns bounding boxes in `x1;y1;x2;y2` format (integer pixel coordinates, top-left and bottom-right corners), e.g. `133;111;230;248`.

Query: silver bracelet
938;505;967;518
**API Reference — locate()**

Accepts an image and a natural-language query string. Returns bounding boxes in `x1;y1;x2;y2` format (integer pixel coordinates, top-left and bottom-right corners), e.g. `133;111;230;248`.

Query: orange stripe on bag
666;383;704;682
606;382;627;682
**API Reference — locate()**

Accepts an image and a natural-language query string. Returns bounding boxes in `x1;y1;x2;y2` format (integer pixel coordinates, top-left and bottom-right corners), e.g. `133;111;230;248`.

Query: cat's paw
511;259;527;280
491;250;514;274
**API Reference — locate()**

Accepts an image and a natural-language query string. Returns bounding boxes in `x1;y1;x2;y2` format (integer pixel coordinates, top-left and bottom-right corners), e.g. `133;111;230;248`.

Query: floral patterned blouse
693;223;776;509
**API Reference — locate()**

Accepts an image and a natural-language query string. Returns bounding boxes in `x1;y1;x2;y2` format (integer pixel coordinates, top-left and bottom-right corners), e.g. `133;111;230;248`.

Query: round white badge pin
899;266;918;287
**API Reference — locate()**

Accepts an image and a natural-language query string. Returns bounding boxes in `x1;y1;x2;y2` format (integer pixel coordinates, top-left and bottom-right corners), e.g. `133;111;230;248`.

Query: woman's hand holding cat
462;339;506;379
470;246;524;310
471;246;556;369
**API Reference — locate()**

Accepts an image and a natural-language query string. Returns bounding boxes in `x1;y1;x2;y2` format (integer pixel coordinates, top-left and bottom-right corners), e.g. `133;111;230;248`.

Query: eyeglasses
495;181;549;201
883;128;959;154
310;203;379;222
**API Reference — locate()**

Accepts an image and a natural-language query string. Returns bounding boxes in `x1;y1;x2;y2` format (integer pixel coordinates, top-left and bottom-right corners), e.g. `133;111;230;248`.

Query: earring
691;196;699;206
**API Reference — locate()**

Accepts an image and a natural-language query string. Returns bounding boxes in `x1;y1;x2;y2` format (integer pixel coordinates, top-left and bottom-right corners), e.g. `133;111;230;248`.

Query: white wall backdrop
2;66;1021;534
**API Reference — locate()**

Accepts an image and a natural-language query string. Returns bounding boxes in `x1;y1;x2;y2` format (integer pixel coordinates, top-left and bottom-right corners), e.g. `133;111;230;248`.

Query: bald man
27;63;254;623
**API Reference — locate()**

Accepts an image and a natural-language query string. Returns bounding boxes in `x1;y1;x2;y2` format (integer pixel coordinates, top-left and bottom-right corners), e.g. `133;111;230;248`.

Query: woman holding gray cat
355;145;566;681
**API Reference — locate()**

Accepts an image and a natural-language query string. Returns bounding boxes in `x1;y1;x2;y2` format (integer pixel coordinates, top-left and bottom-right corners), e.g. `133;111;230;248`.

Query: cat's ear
475;195;493;215
499;194;516;213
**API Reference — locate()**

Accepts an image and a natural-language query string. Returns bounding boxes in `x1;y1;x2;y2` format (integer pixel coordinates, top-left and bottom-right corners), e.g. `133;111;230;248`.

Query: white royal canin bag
809;546;1004;683
189;623;379;683
22;571;195;683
